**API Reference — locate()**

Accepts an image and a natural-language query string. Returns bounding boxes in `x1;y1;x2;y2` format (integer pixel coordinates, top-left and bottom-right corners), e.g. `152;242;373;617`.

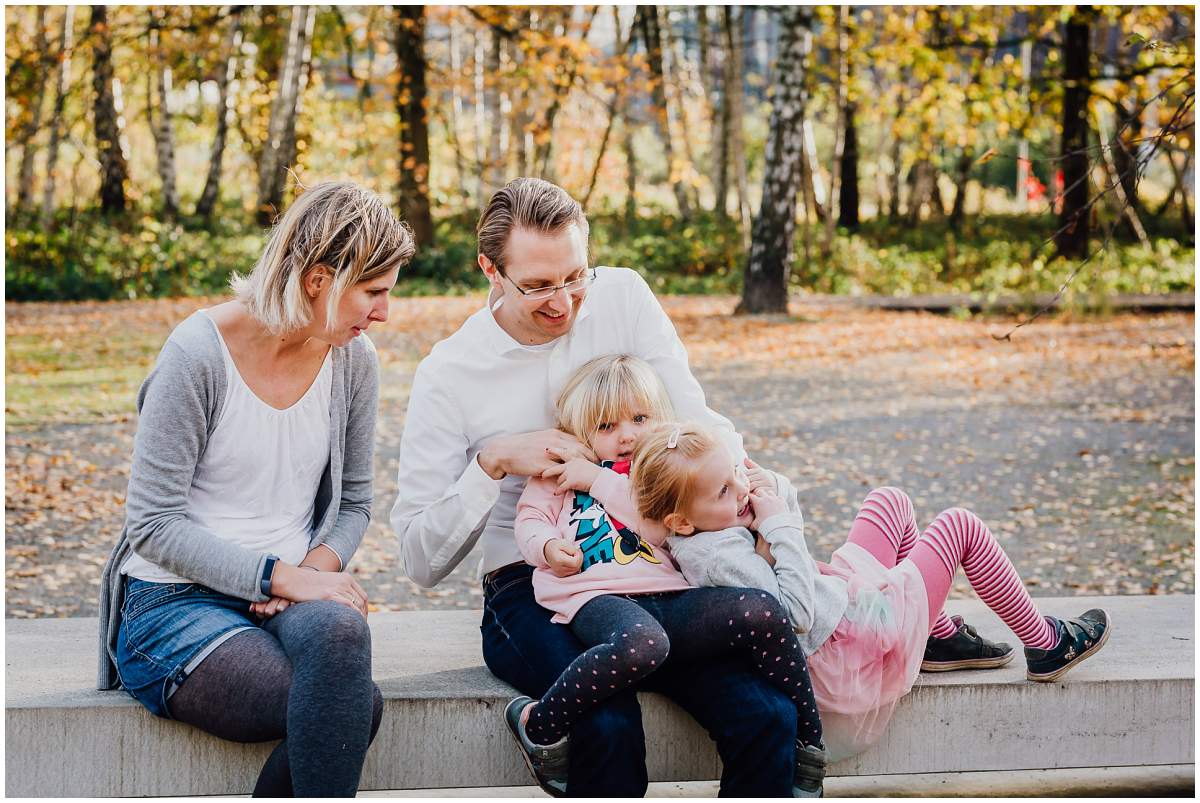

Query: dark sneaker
793;741;828;798
503;696;568;797
1025;609;1110;682
922;615;1015;672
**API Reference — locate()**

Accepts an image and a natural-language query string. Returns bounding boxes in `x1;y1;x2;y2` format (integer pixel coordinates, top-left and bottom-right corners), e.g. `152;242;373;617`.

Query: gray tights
168;600;383;797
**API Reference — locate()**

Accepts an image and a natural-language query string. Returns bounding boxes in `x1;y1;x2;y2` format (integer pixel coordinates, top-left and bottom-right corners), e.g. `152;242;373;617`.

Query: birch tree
256;5;311;225
740;7;812;314
197;7;243;220
41;6;76;225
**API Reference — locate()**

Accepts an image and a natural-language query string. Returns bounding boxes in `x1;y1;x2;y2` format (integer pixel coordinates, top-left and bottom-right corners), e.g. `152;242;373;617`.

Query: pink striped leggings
846;487;1057;649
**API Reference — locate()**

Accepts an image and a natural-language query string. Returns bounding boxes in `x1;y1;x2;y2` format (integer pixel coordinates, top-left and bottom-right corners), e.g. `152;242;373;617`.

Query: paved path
5;298;1193;617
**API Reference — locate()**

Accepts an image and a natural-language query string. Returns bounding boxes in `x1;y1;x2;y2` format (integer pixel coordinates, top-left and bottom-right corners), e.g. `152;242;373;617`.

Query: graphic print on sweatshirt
568;489;661;571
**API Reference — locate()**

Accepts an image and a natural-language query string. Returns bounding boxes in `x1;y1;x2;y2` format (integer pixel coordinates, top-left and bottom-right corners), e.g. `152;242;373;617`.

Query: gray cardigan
96;311;379;689
668;473;849;656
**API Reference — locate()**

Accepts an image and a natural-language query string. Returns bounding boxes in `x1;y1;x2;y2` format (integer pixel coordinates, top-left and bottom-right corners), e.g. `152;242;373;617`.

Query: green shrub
4;207;1193;302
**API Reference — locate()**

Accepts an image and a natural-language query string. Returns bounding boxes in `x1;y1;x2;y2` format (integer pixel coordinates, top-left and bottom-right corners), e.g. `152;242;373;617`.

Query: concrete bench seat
6;594;1194;797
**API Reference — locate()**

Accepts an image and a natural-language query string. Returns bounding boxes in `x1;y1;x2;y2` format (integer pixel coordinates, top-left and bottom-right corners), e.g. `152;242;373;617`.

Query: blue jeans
115;578;256;718
481;564;796;797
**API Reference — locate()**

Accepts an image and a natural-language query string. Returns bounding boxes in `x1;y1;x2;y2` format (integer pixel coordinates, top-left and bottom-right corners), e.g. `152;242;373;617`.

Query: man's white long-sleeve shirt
390;266;744;587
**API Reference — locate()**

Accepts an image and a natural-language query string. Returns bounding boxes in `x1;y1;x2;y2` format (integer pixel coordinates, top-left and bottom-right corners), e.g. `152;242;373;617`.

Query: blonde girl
630;423;1111;758
504;355;828;797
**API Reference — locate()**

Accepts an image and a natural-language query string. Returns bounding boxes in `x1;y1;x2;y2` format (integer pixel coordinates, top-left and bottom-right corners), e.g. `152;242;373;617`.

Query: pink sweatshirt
514;463;692;623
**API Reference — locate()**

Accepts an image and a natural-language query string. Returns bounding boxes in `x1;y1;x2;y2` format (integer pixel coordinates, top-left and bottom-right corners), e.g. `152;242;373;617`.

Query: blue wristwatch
260;555;280;597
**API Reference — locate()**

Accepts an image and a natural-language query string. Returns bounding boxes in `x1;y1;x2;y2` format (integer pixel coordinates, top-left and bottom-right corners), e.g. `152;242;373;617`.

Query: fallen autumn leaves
5;294;1195;618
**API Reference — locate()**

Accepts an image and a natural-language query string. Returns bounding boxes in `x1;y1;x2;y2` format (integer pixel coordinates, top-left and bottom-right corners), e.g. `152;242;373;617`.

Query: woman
96;181;415;796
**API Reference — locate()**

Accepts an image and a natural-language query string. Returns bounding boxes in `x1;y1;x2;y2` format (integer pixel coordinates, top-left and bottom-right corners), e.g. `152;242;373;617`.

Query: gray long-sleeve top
668;473;849;656
96;311;379;689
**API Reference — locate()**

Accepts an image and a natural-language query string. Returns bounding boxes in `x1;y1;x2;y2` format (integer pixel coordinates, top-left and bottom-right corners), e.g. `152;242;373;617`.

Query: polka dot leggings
522;587;823;748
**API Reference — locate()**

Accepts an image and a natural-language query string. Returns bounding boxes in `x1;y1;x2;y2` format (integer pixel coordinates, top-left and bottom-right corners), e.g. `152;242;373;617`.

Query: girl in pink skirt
629;423;1111;761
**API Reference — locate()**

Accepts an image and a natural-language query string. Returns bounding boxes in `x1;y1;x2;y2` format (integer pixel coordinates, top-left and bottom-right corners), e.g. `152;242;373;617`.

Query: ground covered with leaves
5;295;1194;618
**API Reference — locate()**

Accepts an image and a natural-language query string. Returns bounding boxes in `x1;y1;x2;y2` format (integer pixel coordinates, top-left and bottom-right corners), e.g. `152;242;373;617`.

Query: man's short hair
476;177;590;273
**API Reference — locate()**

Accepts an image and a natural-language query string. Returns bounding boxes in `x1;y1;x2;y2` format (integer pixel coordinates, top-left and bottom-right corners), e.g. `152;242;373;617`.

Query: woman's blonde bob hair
555;354;674;450
630;423;722;527
231;181;416;334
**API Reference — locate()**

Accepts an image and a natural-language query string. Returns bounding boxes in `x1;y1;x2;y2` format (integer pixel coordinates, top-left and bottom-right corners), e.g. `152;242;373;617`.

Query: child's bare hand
750;487;788;531
543;538;583;577
743;457;775;493
542;458;602;493
754;533;777;567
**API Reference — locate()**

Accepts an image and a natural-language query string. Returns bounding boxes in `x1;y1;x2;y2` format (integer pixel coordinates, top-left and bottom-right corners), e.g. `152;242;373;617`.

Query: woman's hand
541;458;602;493
477;430;595;480
543;538;583;577
271;563;370;619
750;487;789;531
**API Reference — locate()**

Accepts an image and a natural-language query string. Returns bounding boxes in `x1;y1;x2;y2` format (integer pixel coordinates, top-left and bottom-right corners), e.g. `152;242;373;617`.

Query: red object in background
1053;169;1064;214
1018;157;1047;210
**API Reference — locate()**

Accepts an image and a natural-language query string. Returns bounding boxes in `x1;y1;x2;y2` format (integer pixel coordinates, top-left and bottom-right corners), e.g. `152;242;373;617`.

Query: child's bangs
591;370;656;426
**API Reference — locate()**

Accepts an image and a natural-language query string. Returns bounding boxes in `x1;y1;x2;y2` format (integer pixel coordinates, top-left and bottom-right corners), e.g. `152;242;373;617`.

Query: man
391;178;797;796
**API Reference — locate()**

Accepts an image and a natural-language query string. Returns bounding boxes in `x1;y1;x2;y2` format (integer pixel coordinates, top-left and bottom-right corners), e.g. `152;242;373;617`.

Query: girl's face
677;445;753;533
590;408;654;463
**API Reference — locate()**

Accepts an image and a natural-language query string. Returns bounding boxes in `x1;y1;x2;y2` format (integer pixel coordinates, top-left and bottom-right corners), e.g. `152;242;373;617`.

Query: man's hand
743;457;775;493
754;533;777;568
543;538;583;577
541;458;602;493
477;430;595;480
749;487;789;532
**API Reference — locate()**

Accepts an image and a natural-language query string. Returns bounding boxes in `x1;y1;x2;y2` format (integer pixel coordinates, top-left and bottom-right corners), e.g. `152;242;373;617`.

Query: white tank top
122;313;333;584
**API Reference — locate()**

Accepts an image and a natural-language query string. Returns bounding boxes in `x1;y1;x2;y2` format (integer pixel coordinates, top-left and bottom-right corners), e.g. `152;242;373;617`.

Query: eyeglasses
500;267;596;301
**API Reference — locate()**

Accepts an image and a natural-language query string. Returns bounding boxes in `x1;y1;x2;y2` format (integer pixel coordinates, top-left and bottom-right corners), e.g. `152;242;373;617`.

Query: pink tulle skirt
807;542;931;760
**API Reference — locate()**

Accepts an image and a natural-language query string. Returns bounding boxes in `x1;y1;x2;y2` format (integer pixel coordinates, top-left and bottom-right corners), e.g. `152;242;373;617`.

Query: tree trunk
637;6;691;219
91;5;128;215
483;29;505;195
446;12;473;199
256;6;310;225
727;8;751;238
713;7;735;220
17;6;49;214
279;7;315;196
1055;6;1093;259
394;5;434;246
838;101;860;230
197;7;243;220
662;7;699;213
148;12;180;219
41;5;76;226
583;8;636;211
739;7;811;315
1110;98;1144;220
949;148;973;231
623;117;639;224
1096;110;1150;248
821;5;848;256
534;7;600;178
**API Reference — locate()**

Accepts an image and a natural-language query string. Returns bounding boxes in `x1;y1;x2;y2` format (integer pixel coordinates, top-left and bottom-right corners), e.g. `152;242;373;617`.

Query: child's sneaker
921;615;1015;672
793;741;828;797
503;696;568;797
1025;609;1110;682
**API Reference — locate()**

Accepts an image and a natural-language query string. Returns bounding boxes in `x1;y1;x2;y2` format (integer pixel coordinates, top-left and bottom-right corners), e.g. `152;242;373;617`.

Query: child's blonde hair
630;423;722;527
555;355;674;450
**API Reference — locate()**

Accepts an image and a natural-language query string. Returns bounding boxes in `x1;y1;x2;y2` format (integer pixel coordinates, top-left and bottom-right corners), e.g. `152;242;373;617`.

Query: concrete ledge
366;765;1196;798
5;595;1194;797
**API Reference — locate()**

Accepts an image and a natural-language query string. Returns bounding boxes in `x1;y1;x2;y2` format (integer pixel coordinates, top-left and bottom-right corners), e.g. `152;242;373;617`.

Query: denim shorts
115;577;257;719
